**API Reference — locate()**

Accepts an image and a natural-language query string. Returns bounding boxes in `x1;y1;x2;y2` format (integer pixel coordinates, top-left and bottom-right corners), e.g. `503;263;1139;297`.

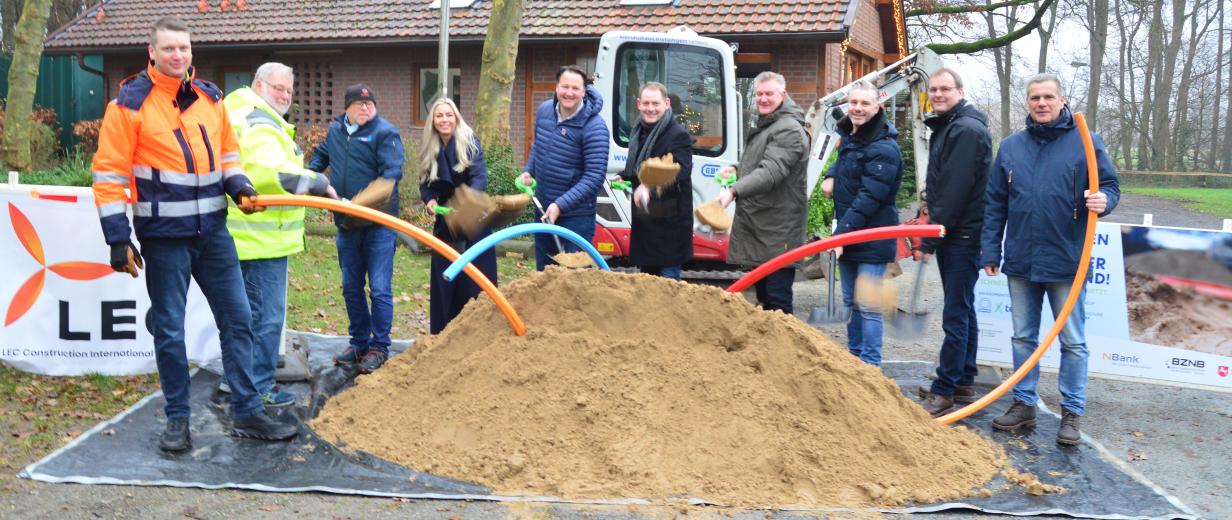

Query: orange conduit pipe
726;224;946;294
247;195;526;337
938;112;1100;424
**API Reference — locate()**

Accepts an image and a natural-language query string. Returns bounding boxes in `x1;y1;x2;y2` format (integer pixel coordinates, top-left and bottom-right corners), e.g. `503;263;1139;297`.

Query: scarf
622;109;673;181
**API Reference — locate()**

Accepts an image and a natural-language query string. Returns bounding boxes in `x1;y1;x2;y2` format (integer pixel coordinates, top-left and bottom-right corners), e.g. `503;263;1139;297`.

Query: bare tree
1086;0;1109;131
2;0;53;173
1036;0;1059;73
473;0;524;147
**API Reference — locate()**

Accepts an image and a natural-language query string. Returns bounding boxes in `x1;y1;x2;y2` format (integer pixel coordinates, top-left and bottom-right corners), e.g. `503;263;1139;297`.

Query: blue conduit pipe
442;223;611;281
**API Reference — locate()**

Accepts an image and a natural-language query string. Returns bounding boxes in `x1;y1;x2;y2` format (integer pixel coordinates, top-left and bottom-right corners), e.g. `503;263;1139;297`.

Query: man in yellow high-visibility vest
224;62;335;407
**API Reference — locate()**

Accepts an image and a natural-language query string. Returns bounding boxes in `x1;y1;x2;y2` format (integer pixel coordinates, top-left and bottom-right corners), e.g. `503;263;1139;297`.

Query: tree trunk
983;0;1021;140
1036;0;1058;73
474;0;524;148
1170;0;1214;170
1114;0;1132;168
1149;0;1187;170
1139;0;1163;169
1212;2;1222;170
1086;0;1108;132
2;0;54;173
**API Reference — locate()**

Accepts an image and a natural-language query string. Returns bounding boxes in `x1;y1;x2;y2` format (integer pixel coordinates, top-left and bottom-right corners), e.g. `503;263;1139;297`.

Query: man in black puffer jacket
915;68;994;417
820;80;904;367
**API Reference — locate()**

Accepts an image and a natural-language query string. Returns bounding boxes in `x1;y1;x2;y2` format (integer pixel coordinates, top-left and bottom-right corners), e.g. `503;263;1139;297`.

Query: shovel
517;179;592;268
807;250;849;325
434;186;529;240
888;259;931;337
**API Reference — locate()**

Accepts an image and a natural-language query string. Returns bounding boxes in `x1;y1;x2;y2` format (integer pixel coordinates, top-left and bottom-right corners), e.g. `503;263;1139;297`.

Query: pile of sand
312;268;1005;508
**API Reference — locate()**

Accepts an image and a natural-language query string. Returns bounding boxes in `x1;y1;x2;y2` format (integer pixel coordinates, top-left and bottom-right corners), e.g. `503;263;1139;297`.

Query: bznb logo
4;203;138;339
1165;357;1205;373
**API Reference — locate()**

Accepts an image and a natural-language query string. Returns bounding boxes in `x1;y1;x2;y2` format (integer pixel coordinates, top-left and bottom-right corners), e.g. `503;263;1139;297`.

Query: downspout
75;51;109;101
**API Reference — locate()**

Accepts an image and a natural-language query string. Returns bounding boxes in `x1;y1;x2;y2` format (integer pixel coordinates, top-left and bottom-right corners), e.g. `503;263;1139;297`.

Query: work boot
232;411;298;441
919;392;954;418
358;350;388;374
992;401;1037;432
915;385;979;403
1057;408;1082;446
159;417;191;452
334;347;363;365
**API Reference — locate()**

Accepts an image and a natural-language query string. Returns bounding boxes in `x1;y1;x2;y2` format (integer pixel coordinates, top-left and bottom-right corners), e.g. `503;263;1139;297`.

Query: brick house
43;0;907;160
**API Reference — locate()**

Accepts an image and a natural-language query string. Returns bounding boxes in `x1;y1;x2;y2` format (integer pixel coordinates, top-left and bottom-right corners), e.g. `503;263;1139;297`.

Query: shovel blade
887;310;930;338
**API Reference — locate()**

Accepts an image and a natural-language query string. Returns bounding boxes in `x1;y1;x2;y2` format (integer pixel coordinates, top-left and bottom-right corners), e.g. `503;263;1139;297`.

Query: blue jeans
1007;276;1089;415
931;243;981;395
241;256;288;396
753;267;795;314
534;213;595;271
142;226;262;420
336;226;396;355
839;260;886;366
638;265;682;280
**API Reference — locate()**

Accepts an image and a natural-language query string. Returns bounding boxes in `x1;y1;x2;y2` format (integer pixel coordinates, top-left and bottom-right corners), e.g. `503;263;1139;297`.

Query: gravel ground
3;193;1228;519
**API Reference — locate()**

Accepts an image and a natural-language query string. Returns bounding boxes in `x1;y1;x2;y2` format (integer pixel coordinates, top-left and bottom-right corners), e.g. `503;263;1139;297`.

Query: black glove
232;185;263;214
110;242;144;278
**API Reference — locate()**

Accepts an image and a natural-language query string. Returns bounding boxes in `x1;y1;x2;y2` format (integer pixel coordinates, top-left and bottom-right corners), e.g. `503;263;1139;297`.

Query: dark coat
308;113;404;229
626;119;694;267
524;85;611;219
419;135;497;335
827;109;904;264
728;97;810;266
982;106;1120;283
921;99;992;253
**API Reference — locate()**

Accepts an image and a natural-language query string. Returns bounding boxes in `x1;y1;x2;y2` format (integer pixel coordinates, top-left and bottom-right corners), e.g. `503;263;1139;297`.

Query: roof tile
46;0;852;49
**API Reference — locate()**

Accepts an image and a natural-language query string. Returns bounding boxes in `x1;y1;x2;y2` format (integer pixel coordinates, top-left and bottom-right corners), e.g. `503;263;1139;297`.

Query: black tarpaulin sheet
20;334;1197;518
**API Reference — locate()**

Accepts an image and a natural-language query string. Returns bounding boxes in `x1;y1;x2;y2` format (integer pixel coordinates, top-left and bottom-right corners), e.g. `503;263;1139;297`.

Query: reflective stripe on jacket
91;63;251;244
223;87;329;260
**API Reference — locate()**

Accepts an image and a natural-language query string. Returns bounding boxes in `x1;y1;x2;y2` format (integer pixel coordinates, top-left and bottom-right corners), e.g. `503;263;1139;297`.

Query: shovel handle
610;179;632;191
432;205;453;215
716;171;737;188
516;178;537;196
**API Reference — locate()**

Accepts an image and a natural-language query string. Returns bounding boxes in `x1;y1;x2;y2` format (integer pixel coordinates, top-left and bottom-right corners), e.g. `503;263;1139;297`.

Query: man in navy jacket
518;65;611;270
916;68;993;417
981;74;1119;446
309;84;404;373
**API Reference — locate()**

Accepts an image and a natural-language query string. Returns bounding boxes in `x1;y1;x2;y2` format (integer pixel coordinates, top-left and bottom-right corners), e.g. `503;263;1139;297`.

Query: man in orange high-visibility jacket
91;16;297;453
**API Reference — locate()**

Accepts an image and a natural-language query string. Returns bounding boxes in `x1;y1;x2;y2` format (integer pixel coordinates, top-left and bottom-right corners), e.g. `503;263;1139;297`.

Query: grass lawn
0;226;533;493
1122;186;1232;219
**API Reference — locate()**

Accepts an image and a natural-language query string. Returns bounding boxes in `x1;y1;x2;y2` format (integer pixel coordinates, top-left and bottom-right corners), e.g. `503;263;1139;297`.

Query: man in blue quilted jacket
518;65;611;270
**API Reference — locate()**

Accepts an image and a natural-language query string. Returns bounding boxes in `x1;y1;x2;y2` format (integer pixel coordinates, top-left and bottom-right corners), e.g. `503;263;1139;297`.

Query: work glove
232;185;264;214
110;242;144;278
637;154;681;188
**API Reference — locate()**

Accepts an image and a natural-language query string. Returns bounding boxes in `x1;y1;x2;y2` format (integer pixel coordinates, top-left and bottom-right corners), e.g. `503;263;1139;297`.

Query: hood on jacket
1025;104;1075;141
837;108;897;143
555;85;606;125
924;99;988;130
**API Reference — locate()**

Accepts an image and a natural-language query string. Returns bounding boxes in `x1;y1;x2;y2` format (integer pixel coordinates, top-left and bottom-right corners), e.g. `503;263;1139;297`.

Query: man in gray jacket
717;71;810;313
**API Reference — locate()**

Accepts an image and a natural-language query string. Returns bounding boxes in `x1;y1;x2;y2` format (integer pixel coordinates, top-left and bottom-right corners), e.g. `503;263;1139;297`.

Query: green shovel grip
716;171;737;188
516;177;537;196
432;205;453;215
611;179;632;191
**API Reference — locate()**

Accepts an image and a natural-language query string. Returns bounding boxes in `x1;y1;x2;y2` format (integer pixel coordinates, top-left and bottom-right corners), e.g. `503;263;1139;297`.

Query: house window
417;67;462;124
287;62;335;127
221;69;252;96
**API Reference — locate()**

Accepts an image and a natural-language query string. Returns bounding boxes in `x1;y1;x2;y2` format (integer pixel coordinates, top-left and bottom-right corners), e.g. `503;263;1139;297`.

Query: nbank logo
4;202;115;326
1101;351;1144;368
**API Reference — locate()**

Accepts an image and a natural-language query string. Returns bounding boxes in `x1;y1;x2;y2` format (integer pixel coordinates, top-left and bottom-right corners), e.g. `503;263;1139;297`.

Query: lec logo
4;202;137;340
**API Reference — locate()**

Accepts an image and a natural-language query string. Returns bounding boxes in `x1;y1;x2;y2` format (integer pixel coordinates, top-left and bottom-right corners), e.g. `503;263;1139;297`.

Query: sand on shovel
312;268;1007;508
552;251;595;268
694;200;732;231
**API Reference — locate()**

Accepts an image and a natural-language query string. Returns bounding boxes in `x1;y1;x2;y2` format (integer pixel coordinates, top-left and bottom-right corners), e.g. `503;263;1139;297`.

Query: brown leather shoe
1056;408;1082;446
920;392;955;418
916;385;979;403
992;401;1038;431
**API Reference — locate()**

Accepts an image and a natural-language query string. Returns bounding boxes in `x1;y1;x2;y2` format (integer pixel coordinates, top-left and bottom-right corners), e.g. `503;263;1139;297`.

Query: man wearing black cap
308;83;404;373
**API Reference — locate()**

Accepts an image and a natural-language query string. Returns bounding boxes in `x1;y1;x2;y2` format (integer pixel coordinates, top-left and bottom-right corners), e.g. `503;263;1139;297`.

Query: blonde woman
419;98;497;334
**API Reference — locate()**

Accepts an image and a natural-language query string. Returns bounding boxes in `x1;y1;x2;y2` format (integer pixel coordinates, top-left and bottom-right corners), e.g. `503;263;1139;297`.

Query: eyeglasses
928;86;957;94
266;85;293;96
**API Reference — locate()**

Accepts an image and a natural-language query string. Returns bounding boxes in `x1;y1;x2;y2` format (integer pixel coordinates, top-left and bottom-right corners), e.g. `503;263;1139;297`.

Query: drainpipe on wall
75;51;109;102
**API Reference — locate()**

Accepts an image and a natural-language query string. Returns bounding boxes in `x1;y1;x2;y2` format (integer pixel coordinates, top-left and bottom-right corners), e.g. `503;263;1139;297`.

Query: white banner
0;185;221;375
977;222;1232;392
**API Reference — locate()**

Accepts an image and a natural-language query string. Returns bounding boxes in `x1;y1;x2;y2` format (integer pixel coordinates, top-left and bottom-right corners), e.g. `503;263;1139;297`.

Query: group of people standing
91;14;1116;454
907;68;1119;446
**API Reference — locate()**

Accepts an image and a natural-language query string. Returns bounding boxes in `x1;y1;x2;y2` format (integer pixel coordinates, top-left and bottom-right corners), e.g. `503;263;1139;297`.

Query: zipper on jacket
1007;169;1013;185
198;124;216;173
